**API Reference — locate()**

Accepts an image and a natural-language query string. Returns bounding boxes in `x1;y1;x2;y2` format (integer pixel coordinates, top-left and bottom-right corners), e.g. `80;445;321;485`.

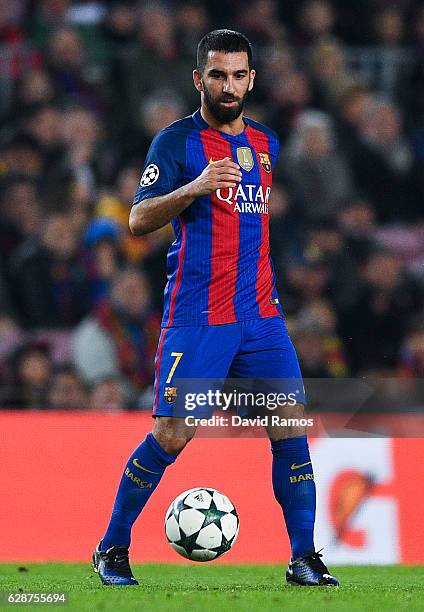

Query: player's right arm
130;158;241;235
129;130;241;236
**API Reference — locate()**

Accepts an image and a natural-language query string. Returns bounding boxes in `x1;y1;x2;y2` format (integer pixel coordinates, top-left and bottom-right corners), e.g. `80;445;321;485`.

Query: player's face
194;51;255;123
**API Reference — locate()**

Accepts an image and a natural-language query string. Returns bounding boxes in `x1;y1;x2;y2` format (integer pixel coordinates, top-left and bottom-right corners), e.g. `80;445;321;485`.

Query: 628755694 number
2;592;67;605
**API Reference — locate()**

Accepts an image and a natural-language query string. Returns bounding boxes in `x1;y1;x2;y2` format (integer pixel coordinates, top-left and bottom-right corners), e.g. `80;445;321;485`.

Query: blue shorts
152;316;304;417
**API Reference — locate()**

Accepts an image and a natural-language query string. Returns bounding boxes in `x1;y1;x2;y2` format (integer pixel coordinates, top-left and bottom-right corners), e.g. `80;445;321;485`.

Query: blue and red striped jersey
133;109;283;327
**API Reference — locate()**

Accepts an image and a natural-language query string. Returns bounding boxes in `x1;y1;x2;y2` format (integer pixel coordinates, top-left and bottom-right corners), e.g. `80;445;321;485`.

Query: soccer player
93;30;339;587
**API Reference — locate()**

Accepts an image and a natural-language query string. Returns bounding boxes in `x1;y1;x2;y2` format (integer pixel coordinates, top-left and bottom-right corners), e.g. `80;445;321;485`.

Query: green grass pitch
0;564;422;611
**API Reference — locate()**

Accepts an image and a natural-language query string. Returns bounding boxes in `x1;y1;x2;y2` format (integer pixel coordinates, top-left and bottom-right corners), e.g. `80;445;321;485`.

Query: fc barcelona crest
258;152;272;173
236;147;254;172
164;386;178;404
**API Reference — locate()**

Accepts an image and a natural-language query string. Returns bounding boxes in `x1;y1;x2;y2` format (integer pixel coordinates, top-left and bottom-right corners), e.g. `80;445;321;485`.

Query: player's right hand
189;157;242;196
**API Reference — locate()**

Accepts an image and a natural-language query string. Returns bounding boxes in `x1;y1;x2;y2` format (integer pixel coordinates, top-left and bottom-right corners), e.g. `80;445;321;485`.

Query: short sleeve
268;134;280;170
132;128;186;204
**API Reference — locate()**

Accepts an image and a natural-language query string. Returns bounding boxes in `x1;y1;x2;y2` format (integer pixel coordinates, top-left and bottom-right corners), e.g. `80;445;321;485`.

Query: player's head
196;30;253;72
194;29;255;123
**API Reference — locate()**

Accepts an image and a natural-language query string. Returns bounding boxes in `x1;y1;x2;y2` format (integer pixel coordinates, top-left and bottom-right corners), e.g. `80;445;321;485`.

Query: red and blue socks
271;435;316;559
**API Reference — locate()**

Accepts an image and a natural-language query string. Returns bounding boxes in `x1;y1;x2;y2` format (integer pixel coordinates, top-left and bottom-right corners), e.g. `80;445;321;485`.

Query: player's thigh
153;324;240;417
229;317;306;439
229;316;305;398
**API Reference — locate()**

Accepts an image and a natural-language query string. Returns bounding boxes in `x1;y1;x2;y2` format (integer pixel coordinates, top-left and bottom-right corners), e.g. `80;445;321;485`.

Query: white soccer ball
165;487;239;561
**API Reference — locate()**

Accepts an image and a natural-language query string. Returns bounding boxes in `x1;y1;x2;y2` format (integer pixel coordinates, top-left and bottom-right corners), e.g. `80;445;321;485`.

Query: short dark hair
197;29;253;72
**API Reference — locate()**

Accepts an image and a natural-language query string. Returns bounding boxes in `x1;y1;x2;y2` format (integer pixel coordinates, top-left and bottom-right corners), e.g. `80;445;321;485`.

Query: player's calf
94;418;195;585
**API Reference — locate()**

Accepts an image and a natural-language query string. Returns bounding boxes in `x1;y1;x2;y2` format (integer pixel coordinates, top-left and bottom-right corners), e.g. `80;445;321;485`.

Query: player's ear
248;69;256;92
193;69;203;92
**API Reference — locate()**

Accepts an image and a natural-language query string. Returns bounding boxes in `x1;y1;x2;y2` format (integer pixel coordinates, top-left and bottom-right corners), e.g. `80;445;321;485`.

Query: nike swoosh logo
291;461;312;470
132;458;160;474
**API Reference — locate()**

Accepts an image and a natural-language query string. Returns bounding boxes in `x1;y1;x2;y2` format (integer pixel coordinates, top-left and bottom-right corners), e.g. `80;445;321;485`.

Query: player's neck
200;105;245;136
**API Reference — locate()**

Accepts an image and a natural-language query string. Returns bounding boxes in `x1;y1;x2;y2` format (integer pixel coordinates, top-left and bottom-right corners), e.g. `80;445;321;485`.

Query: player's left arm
269;132;281;170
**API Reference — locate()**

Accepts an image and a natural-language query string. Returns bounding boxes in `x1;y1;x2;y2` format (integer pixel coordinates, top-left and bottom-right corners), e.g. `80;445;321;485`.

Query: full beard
203;84;249;123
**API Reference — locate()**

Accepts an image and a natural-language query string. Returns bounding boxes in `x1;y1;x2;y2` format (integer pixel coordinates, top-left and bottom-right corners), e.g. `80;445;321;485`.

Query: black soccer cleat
286;549;339;587
92;541;139;586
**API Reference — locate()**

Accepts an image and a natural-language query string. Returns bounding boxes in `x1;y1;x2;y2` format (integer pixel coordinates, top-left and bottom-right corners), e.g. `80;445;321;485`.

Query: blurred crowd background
1;0;424;410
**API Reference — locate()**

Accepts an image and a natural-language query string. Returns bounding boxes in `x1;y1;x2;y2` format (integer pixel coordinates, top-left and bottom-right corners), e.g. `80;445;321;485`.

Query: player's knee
152;417;195;455
266;403;307;441
155;433;192;455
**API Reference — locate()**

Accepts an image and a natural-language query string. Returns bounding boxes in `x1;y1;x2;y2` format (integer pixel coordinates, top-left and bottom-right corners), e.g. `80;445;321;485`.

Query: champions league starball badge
140;163;160;186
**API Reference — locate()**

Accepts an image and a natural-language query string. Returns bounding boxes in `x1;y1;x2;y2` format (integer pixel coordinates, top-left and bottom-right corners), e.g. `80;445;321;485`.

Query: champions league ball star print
140;163;160;186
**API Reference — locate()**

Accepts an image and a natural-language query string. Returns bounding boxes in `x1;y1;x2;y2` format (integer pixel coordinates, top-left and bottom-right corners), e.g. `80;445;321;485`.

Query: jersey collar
192;108;249;138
